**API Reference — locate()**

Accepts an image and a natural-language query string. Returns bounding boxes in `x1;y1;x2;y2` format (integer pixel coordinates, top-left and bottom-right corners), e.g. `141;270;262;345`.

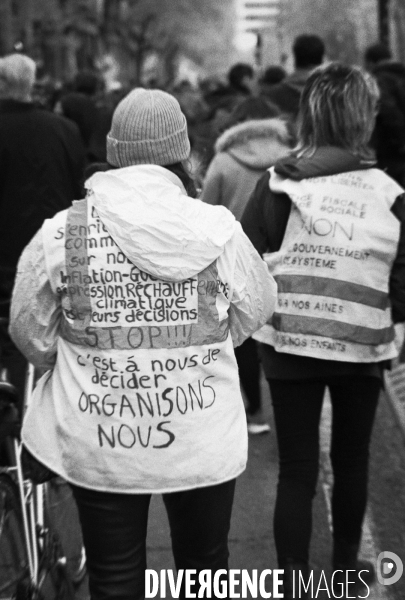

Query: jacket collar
274;146;376;181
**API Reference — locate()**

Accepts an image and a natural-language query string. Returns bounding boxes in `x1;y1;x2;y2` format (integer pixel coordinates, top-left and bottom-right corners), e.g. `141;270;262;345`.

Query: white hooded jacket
10;165;277;493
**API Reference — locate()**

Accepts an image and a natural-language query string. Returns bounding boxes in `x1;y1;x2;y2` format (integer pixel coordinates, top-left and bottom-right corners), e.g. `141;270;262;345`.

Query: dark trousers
71;479;236;600
268;377;380;566
234;337;261;414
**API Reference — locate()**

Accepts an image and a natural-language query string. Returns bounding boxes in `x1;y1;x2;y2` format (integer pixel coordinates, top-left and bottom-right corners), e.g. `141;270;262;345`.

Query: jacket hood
85;165;236;282
215;118;290;169
272;146;376;182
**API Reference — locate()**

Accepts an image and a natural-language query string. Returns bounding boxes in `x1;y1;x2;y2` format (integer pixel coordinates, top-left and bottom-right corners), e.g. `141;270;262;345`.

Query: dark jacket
261;69;311;119
0;100;85;270
241;146;405;379
371;61;405;185
60;92;98;149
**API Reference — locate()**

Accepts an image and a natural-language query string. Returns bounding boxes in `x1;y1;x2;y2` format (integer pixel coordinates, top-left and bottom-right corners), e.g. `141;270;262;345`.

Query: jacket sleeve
9;229;61;370
241;171;291;254
374;73;405;153
390;193;405;323
200;156;223;206
228;224;277;347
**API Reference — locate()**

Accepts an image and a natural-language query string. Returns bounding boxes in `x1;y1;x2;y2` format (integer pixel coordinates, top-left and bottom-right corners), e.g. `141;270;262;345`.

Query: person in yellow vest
9;88;277;600
242;63;405;598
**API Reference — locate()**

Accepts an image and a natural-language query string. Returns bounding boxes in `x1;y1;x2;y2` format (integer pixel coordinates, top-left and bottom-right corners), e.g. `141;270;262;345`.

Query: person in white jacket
10;88;277;600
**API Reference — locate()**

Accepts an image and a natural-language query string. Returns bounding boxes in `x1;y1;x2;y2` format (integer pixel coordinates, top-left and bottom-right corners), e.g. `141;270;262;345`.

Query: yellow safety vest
254;167;403;362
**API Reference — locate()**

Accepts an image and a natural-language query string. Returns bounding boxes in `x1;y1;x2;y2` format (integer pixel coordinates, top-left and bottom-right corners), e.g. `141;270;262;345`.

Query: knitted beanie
106;88;191;167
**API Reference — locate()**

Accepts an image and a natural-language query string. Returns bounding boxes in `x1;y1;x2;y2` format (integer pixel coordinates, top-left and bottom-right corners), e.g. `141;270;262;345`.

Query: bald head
0;54;36;101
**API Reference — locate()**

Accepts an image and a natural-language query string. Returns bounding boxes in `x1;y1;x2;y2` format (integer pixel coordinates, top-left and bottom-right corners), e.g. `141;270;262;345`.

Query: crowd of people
1;31;405;600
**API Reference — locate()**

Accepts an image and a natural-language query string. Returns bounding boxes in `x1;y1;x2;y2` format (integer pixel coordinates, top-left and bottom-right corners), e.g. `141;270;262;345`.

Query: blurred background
1;5;405;599
0;0;404;92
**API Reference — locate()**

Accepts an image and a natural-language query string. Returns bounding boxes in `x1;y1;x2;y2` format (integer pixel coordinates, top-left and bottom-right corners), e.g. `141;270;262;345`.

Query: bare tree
106;0;236;85
0;0;235;84
0;0;14;55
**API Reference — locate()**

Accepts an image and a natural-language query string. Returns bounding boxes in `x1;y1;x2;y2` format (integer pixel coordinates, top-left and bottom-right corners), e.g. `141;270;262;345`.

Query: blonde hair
296;62;380;160
0;54;36;101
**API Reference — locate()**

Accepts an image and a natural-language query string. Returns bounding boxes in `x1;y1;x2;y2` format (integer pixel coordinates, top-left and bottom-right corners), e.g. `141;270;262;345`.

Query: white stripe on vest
253;167;403;362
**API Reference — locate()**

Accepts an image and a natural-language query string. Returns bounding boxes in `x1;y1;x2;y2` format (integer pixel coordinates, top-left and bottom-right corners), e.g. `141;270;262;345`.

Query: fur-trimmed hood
214;117;290;169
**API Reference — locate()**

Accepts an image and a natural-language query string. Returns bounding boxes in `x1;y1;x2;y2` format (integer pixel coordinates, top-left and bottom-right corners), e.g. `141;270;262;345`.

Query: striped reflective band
272;313;395;345
275;275;388;310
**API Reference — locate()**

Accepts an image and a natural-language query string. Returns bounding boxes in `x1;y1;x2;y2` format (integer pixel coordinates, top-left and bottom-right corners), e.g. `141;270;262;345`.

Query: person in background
171;79;210;177
201;97;291;433
226;62;255;97
259;65;287;97
365;43;405;186
265;34;325;122
89;83;128;165
57;91;98;155
205;63;255;117
193;63;256;174
10;88;277;600
242;63;405;598
54;71;101;164
0;54;85;407
201;97;290;219
74;71;100;98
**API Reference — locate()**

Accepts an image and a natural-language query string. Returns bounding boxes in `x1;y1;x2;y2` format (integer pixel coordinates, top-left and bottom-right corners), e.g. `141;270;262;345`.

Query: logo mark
377;552;403;585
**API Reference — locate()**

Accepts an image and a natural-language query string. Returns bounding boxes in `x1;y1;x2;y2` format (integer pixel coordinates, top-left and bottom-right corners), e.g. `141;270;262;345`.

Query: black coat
372;61;405;185
0;100;85;270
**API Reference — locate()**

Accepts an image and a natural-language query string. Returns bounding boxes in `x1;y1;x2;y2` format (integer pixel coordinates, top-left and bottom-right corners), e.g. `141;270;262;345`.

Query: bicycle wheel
0;473;30;599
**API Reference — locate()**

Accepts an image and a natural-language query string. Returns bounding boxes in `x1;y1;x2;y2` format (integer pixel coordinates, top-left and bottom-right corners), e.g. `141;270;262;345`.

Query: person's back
265;35;325;121
259;65;287;98
0;54;85;407
58;91;98;151
241;62;405;599
0;101;85;268
9;88;277;599
194;63;255;172
212;63;254;113
201;97;290;219
365;43;405;186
